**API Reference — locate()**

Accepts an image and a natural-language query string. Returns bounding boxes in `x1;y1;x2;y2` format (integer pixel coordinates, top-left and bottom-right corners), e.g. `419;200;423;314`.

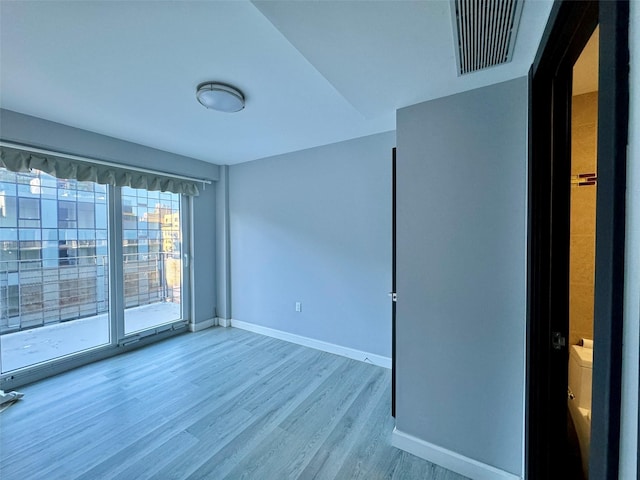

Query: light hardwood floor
0;327;467;480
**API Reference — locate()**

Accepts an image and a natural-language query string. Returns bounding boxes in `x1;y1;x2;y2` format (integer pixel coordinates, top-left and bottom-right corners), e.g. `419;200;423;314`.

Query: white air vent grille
451;0;524;75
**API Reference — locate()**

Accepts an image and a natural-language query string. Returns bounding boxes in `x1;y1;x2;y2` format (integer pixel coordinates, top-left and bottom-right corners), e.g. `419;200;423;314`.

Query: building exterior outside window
0;168;181;335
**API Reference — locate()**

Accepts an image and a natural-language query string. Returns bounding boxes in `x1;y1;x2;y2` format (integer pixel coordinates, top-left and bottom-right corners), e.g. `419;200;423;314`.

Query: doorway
527;1;629;479
567;25;598;479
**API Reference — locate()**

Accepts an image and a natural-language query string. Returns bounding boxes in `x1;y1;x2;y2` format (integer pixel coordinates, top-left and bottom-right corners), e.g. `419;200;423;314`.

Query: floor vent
451;0;524;75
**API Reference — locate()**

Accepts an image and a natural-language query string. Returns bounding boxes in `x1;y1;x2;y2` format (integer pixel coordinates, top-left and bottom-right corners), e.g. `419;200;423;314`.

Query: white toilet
568;344;593;478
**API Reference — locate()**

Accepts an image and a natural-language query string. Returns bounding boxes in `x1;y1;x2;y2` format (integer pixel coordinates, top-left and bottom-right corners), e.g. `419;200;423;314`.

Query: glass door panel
0;169;110;373
122;188;182;334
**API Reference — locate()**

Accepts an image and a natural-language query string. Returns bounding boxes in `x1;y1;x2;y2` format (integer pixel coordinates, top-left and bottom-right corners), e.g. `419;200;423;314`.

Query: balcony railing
0;252;181;334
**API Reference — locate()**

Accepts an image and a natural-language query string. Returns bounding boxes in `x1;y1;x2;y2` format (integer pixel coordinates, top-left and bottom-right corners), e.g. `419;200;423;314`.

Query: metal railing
0;252;181;334
123;252;181;308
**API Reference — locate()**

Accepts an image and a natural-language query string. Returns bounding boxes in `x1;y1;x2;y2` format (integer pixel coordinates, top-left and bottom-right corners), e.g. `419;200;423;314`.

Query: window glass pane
95;184;107;203
0;182;17;196
123;188;182;334
19;240;41;269
18;198;40;219
19;229;41;242
138;238;149;254
0;242;18;272
148;230;161;253
42;240;59;268
38;172;56;188
78;202;95;229
58;240;77;266
77;191;94;203
60;229;77;241
123;239;137;256
41;199;58;228
147;208;160;229
78;229;95;241
58;201;77;228
0;169;17;183
57;183;78;202
40;186;57;199
42;229;58;241
18;197;42;229
96;243;107;258
137;206;148;229
1;285;20;318
0;229;18;241
0;195;17;228
16;173;32;185
17;183;39;198
58;178;77;190
122;197;137;229
95;204;107;229
19;219;41;229
0;167;110;373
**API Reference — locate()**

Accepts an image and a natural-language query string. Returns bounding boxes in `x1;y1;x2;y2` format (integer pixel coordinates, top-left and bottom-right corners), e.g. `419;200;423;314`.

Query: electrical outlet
295;302;302;312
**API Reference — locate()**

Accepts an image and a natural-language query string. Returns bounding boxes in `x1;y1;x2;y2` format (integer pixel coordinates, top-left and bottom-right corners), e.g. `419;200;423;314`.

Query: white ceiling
0;0;553;165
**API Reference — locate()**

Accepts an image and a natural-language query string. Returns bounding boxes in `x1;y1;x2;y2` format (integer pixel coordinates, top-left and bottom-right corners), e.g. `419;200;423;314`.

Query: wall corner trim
391;428;521;480
189;318;216;332
230;319;391;369
216;317;231;328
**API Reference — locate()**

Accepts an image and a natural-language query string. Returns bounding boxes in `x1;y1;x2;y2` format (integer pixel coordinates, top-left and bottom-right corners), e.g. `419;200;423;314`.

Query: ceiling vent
450;0;524;75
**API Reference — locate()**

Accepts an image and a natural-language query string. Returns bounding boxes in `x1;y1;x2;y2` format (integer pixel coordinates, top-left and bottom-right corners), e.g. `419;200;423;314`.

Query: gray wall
395;77;528;475
229;131;394;357
0;108;219;324
215;165;231;320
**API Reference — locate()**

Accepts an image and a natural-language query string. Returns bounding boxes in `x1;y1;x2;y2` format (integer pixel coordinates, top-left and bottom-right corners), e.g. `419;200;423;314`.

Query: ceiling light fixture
196;82;245;113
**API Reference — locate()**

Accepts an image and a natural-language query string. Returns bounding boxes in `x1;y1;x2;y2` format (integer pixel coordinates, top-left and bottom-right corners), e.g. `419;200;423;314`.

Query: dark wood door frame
392;147;397;418
527;1;629;479
590;2;629;478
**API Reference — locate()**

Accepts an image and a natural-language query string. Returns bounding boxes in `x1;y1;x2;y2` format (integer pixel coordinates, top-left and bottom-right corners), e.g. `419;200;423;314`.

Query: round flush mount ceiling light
196;82;245;113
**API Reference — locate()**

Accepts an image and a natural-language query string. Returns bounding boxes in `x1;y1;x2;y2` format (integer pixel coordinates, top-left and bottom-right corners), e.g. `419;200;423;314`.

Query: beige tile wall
569;91;598;346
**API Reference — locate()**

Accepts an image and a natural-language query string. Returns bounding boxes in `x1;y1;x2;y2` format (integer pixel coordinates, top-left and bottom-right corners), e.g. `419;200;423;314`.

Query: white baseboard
216;317;231;328
230;318;391;369
189;318;216;332
391;428;521;480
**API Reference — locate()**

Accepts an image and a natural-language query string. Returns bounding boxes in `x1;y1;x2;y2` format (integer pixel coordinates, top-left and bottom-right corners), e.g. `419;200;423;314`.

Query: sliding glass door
0;169;189;375
122;188;184;334
0;169;110;372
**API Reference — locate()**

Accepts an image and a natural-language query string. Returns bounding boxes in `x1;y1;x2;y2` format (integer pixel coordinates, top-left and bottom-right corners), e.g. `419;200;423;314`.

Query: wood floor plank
333;381;398;480
31;378;209;479
74;338;303;479
175;354;346;479
297;367;390;479
0;327;467;480
222;361;379;479
121;430;201;480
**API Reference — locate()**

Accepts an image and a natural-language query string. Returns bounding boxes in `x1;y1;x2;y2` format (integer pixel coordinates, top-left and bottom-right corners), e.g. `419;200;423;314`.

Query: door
391;147;397;417
121;187;185;335
0;171;112;372
527;1;628;478
0;178;191;377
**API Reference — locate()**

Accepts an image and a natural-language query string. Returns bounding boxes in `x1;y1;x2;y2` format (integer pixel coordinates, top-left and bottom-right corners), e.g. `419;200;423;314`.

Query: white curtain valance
0;146;200;196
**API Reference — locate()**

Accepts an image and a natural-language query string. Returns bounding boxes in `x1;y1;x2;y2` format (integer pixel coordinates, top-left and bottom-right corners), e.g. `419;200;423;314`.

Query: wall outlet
295;302;302;312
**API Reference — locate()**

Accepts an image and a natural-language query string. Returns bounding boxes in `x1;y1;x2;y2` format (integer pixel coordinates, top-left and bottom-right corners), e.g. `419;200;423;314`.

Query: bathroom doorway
567;26;599;479
527;1;628;479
